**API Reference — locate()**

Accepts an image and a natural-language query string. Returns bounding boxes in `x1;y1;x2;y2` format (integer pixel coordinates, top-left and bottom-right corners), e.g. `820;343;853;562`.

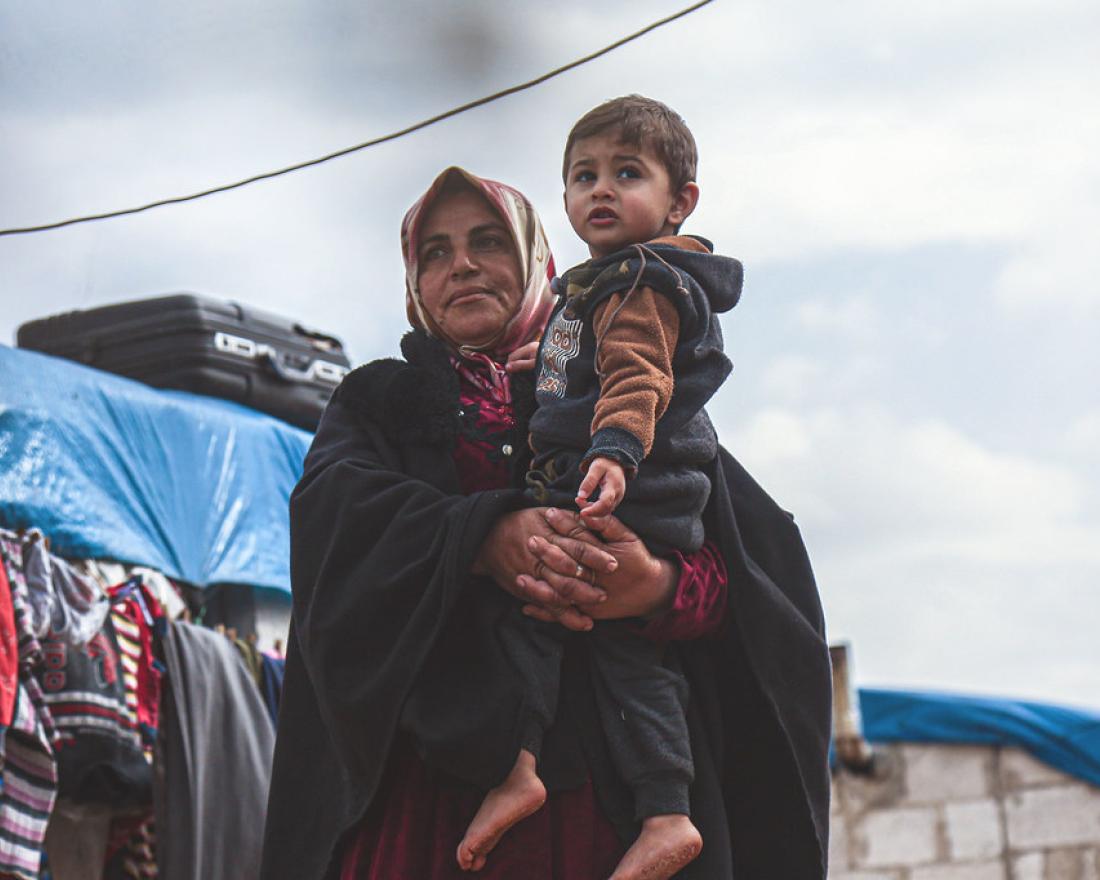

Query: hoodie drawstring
593;244;688;382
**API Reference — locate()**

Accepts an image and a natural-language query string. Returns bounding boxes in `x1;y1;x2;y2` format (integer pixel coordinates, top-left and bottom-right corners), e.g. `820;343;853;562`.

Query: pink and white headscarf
401;166;556;361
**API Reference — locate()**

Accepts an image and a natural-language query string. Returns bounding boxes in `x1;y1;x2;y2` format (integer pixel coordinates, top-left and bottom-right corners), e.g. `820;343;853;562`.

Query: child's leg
456;611;563;871
457;747;546;871
589;620;702;880
401;591;549;792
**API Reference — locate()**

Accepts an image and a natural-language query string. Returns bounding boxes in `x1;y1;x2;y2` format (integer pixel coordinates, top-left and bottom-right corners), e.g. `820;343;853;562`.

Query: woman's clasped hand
476;506;680;631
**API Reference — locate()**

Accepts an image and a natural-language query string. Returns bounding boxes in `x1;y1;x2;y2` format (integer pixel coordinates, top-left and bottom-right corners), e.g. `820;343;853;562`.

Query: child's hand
506;340;540;373
576;457;626;518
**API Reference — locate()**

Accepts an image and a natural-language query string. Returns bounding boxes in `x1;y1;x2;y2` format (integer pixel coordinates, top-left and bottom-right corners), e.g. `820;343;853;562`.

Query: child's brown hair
562;95;698;193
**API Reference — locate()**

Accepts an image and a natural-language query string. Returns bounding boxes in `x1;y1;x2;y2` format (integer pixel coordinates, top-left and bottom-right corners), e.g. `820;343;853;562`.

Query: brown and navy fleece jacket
527;235;743;553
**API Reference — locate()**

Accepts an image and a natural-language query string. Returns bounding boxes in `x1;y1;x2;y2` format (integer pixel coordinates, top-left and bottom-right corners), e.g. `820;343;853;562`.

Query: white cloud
714;402;1100;705
727;405;1082;533
795;297;882;340
993;213;1100;314
1065;412;1100;459
701;88;1099;264
758;354;827;403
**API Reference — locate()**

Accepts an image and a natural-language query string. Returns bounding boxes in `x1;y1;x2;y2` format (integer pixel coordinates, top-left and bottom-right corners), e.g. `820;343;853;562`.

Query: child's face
563;132;695;259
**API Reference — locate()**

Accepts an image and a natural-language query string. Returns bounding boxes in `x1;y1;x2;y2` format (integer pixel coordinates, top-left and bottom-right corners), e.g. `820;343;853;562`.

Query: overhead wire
0;0;714;237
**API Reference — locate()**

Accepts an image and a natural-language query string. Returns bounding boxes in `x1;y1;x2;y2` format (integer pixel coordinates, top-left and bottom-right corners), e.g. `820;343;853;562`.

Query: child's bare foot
608;814;702;880
456;749;546;871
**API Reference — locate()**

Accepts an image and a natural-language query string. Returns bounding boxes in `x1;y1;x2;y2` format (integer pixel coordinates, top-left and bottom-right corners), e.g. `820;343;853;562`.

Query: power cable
0;0;714;237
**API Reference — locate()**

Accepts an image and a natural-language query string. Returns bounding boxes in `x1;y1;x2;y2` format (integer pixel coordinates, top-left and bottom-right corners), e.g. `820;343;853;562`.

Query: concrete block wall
830;744;1100;879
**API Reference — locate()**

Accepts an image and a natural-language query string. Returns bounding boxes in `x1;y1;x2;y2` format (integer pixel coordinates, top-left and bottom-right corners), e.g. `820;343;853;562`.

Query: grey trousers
500;608;694;820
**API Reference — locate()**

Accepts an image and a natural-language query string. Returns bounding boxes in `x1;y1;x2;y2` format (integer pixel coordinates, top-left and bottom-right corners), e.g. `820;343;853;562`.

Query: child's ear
667;182;700;228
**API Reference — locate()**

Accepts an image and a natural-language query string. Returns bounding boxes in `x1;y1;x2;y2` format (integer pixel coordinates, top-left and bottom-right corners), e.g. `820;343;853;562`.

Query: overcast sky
2;0;1098;710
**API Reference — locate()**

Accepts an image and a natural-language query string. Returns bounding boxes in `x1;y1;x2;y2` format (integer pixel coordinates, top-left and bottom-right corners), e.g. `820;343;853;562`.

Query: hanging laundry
21;534;109;649
18;534;57;643
126;570;185;623
101;811;156;879
108;578;164;764
154;621;273;880
35;606;151;807
82;564;186;626
0;534;59;880
0;684;59;880
0;526;285;879
28;565;164;879
0;565;17;731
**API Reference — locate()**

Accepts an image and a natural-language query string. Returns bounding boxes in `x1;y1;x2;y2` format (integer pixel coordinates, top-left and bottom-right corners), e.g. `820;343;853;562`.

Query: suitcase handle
214;331;347;386
258;348;347;386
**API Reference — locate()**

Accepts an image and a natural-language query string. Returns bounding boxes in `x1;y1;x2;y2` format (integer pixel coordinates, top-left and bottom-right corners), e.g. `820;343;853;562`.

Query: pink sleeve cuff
639;540;728;642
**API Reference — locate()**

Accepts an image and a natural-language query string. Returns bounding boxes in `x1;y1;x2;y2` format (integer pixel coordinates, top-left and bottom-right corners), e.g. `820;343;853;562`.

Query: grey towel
155;620;275;880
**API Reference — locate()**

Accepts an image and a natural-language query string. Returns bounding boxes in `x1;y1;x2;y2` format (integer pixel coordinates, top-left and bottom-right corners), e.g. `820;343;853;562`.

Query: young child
457;96;743;879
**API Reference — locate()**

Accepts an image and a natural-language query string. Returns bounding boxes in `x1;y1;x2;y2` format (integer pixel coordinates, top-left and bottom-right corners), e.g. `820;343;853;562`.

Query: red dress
342;359;727;879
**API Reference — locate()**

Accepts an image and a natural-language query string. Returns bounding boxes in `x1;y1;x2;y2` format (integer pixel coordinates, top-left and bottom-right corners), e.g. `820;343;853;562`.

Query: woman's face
416;186;523;350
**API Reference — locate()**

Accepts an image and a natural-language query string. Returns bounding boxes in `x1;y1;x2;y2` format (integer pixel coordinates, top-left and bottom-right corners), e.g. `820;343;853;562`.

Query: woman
260;168;831;879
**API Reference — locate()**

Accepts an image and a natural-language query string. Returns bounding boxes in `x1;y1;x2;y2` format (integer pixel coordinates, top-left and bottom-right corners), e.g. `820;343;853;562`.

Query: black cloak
260;330;832;879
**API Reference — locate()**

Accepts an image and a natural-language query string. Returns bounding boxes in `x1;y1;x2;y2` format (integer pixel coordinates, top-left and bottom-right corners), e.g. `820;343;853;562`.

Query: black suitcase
16;293;351;431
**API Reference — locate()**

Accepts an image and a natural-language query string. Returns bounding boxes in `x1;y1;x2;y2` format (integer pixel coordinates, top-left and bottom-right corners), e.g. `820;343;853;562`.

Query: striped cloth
111;612;148;761
108;586;162;764
0;534;59;880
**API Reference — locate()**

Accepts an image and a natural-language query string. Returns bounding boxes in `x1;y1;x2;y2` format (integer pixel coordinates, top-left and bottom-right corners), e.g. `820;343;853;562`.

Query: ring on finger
574;563;584;579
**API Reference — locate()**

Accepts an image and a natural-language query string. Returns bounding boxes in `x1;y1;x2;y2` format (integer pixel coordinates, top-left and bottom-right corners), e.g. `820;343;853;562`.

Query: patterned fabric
640;541;728;642
453;355;516;496
111;615;147;751
0;538;49;681
0;535;59;880
1;682;58;880
102;811;156;879
108;581;163;763
401;166;556;359
38;612;148;803
30;578;160;808
0;564;17;729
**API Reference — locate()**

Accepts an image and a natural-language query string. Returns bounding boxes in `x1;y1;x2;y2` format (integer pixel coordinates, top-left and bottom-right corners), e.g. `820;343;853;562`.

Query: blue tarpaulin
0;345;310;593
860;687;1100;788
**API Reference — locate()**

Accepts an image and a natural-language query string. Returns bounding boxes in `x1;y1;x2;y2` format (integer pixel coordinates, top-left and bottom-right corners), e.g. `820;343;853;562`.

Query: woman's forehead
418;187;511;245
